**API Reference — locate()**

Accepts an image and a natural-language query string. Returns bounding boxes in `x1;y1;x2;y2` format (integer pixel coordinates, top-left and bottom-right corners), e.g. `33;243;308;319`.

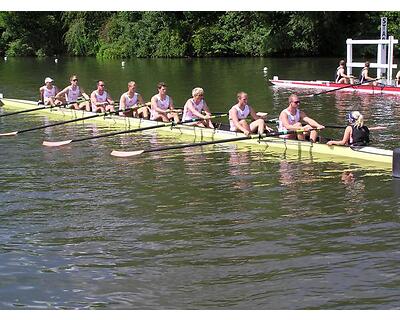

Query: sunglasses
99;84;105;87
292;101;300;104
72;79;78;82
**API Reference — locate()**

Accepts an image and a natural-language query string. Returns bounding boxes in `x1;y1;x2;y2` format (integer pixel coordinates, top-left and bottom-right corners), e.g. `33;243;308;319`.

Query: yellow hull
0;98;394;169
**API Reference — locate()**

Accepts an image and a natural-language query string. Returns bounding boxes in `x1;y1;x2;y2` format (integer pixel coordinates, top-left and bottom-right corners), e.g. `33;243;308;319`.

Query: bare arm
55;86;69;100
137;94;145;105
229;108;249;135
79;87;90;100
39;87;44;102
202;101;212;116
327;126;352;146
106;93;114;105
249;106;262;120
90;91;99;107
168;97;176;111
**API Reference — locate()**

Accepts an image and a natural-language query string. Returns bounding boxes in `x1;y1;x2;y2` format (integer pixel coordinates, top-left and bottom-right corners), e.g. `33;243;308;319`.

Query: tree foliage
1;11;400;58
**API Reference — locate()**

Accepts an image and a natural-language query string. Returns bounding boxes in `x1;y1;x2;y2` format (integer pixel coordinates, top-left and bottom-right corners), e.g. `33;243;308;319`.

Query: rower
335;60;354;84
55;75;91;111
229;91;273;136
278;94;324;142
150;82;180;123
395;70;400;87
359;61;377;85
327;111;369;146
119;81;149;119
90;80;115;113
39;77;62;106
182;87;214;128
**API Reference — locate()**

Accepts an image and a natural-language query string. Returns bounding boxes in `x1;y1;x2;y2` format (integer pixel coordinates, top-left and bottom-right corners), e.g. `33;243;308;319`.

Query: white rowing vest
150;94;170;120
67;85;81;102
182;98;205;121
43;85;56;99
278;109;300;131
229;104;250;131
94;90;108;102
123;92;139;107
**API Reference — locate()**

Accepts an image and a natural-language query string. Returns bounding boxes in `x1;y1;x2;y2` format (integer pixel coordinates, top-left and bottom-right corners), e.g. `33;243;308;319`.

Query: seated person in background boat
395;70;400;87
359;61;377;85
327;111;369;146
229;91;273;136
90;80;115;113
278;94;325;143
119;81;149;119
182;87;214;128
55;75;91;111
150;82;180;123
335;60;354;84
39;77;62;106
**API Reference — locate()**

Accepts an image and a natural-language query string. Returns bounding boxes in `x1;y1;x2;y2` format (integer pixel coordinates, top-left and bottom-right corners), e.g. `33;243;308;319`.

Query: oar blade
42;140;73;147
369;126;387;131
0;131;18;136
111;150;145;157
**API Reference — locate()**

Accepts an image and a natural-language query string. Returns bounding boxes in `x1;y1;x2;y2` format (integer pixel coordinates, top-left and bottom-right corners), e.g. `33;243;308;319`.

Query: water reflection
227;148;252;190
341;170;366;208
181;141;209;177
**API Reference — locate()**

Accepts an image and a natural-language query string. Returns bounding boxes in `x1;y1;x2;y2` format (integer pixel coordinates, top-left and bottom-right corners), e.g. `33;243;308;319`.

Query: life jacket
351;125;370;146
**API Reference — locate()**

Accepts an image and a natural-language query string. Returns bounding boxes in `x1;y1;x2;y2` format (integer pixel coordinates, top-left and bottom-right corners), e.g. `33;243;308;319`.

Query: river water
1;57;400;309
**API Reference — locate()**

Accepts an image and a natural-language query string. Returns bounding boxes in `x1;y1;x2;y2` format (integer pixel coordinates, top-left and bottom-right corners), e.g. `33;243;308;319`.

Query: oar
110;128;313;158
42;113;229;147
303;77;382;97
0;98;88;118
325;124;387;130
211;111;278;124
0;105;123;137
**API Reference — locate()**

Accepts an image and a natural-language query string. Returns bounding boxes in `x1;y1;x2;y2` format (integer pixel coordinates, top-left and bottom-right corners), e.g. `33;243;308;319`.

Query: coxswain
327;111;369;146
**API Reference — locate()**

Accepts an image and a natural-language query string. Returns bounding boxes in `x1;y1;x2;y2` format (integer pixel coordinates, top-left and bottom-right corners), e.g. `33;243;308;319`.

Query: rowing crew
40;76;370;147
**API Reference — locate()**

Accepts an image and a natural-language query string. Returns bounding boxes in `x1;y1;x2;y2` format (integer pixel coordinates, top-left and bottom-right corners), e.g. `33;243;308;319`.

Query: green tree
0;12;64;57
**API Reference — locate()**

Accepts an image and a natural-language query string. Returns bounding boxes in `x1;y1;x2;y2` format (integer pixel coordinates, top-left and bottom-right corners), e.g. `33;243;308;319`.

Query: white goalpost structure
346;36;398;84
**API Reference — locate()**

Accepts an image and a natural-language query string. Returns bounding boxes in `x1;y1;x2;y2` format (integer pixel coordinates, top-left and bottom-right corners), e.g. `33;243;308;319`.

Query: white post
388;36;394;82
346;39;353;76
377;44;383;79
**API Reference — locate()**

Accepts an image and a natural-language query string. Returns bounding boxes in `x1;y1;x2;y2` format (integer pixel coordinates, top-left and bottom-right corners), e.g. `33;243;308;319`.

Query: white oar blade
111;150;145;157
0;131;18;136
42;140;73;147
369;126;387;131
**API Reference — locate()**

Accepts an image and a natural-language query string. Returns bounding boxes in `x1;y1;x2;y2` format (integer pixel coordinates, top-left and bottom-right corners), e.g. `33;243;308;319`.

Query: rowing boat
0;97;394;169
269;77;400;95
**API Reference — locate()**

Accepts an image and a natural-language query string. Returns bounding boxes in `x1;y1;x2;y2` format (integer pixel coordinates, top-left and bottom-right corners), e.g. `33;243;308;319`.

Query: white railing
346;36;398;83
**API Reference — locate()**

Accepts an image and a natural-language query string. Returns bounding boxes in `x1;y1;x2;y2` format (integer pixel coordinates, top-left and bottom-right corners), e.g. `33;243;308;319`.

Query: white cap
44;77;54;83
